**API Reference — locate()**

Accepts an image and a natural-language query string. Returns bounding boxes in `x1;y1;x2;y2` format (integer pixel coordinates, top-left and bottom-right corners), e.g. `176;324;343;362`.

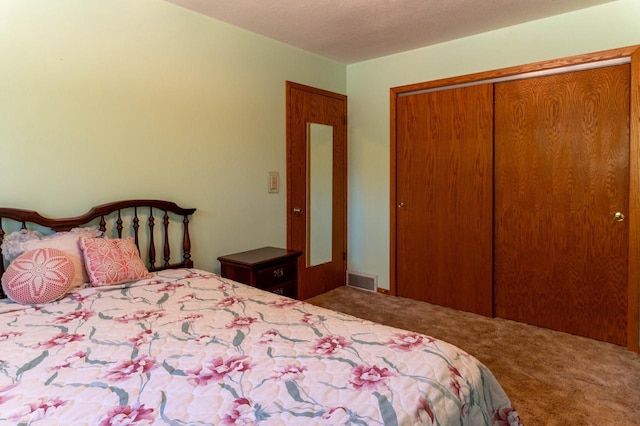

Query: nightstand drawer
265;280;297;298
256;261;297;288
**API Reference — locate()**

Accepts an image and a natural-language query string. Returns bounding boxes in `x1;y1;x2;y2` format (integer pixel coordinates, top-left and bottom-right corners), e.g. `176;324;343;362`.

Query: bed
0;200;521;425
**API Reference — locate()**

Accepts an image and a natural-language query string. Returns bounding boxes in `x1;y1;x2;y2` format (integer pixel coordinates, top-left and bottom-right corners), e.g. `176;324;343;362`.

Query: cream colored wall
346;0;640;290
0;0;346;272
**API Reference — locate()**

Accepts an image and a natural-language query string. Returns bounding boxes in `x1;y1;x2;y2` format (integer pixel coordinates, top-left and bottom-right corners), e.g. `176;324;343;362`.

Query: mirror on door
307;122;333;267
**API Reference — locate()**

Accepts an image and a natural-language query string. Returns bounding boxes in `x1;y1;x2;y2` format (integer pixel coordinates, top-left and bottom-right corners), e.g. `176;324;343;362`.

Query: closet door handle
614;212;624;222
398;202;405;208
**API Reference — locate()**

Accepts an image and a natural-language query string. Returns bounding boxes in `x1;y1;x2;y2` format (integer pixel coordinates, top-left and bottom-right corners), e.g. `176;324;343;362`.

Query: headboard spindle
116;210;123;238
133;207;140;250
182;215;192;268
163;210;170;268
148;207;156;270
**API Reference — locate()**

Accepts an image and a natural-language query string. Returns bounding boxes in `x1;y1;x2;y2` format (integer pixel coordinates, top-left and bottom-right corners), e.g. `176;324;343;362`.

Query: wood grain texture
392;46;638;95
391;45;640;351
628;48;640;352
390;89;398;296
396;84;493;316
494;65;630;345
286;82;347;300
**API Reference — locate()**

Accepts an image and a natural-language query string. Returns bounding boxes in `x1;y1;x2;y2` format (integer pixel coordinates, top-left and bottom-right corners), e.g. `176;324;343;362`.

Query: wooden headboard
0;200;196;298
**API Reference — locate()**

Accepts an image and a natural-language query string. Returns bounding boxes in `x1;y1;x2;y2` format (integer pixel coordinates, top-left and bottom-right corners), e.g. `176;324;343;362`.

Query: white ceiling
165;0;614;64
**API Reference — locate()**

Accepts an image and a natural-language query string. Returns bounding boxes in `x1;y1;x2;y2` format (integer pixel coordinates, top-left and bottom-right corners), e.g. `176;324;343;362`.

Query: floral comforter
0;269;520;425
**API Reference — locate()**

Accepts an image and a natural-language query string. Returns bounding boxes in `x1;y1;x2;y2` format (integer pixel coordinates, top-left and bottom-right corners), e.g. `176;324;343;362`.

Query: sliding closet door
396;84;493;316
494;65;630;345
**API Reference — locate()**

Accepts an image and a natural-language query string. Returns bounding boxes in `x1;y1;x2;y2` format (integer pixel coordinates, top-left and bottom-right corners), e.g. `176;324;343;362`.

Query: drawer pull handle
273;287;284;295
273;268;284;278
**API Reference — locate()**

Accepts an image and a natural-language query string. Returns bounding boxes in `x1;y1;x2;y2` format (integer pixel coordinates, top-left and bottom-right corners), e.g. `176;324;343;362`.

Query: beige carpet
306;286;640;426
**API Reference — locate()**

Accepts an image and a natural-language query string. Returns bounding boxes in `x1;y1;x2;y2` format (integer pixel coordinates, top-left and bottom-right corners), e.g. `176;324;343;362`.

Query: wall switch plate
268;172;279;193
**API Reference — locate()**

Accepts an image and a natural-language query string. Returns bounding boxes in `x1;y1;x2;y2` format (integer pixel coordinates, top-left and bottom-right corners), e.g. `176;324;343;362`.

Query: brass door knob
614;212;624;222
293;208;303;215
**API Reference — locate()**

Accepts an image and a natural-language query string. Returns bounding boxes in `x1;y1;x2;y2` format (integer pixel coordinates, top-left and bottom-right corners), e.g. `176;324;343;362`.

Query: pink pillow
24;236;88;290
1;248;75;304
80;237;151;286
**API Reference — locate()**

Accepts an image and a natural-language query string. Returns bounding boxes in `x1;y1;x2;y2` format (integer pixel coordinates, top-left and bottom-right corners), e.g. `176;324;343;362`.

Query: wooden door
396;84;494;316
494;65;630;345
286;82;347;300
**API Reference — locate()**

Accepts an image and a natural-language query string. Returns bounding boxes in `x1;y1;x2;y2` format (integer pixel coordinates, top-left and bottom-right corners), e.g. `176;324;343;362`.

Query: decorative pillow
80;237;151;286
1;248;75;304
1;229;44;263
22;227;104;290
1;227;103;264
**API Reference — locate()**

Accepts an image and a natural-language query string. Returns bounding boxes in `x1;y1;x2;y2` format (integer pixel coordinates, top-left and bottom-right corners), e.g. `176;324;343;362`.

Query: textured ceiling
165;0;614;64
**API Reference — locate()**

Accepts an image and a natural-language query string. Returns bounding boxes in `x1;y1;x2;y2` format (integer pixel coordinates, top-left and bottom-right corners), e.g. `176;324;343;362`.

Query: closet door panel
494;65;630;345
396;84;493;316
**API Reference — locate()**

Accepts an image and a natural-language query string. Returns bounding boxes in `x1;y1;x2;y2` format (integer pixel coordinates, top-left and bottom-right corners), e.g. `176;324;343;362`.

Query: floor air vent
346;271;378;292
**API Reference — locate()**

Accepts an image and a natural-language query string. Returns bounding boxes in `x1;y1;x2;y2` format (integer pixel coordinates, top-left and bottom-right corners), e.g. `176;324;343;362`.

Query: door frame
286;81;348;299
390;45;640;352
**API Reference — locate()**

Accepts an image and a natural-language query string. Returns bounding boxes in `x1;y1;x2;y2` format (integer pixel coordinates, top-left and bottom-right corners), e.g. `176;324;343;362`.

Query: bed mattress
0;268;520;425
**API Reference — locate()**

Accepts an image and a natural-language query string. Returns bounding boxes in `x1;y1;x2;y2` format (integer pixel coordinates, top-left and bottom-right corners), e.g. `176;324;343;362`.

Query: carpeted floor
305;286;640;426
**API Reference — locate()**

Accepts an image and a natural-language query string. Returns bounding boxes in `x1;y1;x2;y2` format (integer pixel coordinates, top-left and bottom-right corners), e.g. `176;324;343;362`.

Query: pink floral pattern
272;364;307;381
115;309;164;323
179;313;203;323
259;330;277;343
0;384;17;405
268;298;300;308
129;330;154;347
493;407;523;426
0;268;518;425
194;334;211;344
323;406;351;423
157;283;184;292
450;377;462;399
217;296;245;307
349;364;395;390
386;332;427;351
225;316;257;328
11;397;67;422
50;351;87;371
301;313;324;326
221;398;255;425
449;364;465;400
68;292;91;303
105;355;156;382
34;332;84;349
98;404;155;426
2;248;75;304
416;396;435;423
178;293;196;303
80;237;151;286
52;309;93;324
186;355;251;386
0;331;21;341
311;335;352;355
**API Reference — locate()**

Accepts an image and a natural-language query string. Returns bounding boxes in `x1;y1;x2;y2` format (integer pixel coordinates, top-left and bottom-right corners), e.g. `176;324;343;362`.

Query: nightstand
217;247;302;298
